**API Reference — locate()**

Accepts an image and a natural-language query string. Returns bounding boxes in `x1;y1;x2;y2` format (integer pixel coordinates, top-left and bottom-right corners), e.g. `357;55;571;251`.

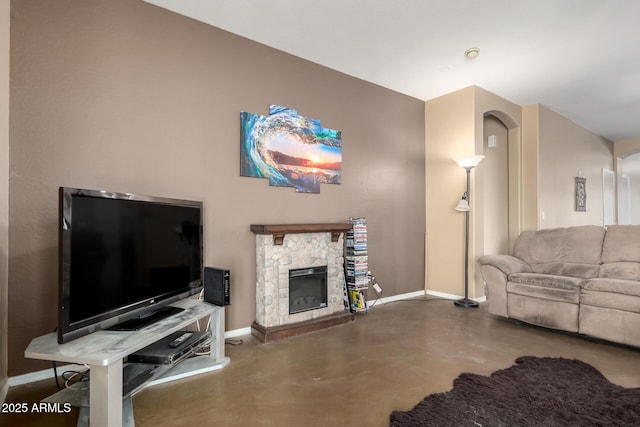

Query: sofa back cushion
599;225;640;280
513;225;605;278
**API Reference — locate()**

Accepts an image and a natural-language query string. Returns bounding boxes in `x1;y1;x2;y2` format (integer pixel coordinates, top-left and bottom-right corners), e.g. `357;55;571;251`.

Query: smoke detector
465;47;480;59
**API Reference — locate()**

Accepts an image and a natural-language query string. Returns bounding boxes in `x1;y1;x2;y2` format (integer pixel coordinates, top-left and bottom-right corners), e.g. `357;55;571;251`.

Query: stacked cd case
345;217;369;313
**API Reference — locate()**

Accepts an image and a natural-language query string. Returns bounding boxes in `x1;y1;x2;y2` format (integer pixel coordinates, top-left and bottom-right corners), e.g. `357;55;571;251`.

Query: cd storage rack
345;217;369;313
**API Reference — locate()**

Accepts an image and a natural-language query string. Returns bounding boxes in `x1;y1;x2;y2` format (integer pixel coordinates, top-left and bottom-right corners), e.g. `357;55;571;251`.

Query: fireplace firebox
289;266;328;314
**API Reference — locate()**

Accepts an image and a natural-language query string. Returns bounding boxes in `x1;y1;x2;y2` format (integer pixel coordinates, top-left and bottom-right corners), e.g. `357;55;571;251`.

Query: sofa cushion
599;225;640;280
581;278;640;314
530;262;600;278
512;226;605;278
507;273;583;304
602;225;640;263
599;262;640;281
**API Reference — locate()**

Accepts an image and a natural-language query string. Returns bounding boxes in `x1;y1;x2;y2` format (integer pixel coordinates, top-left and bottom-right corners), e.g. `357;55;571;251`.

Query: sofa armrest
478;255;531;318
478;254;532;275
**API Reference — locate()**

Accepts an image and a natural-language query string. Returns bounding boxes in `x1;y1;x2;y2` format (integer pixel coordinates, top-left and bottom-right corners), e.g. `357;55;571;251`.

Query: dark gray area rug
390;356;640;426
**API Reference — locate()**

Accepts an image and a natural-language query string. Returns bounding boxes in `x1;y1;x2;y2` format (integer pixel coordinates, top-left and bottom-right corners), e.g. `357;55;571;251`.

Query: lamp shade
455;155;485;169
455;198;470;211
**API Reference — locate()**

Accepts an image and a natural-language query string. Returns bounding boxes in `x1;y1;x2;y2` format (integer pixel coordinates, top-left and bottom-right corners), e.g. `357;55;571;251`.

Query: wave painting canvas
241;105;342;193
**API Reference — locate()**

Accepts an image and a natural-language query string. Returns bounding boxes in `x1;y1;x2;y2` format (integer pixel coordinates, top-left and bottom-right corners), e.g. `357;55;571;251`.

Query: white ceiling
144;0;640;142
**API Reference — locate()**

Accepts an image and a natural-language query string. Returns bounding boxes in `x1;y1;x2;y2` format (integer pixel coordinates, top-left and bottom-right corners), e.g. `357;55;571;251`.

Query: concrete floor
3;297;640;426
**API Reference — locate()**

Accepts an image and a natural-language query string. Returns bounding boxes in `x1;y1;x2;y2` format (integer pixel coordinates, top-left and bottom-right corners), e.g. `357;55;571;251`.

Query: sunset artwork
240;105;342;193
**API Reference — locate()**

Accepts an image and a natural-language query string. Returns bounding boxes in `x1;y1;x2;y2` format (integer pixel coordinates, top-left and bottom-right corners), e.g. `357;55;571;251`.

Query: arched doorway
473;109;522;299
483;114;510;255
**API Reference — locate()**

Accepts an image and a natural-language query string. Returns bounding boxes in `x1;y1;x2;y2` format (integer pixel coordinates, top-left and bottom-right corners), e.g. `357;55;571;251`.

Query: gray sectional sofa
478;225;640;347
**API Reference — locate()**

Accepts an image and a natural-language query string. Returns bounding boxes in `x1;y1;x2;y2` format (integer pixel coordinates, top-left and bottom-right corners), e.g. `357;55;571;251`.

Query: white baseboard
367;289;427;306
225;327;252;339
1;378;8;404
426;289;486;303
8;327;252;387
7;290;453;388
223;290;429;337
8;363;78;388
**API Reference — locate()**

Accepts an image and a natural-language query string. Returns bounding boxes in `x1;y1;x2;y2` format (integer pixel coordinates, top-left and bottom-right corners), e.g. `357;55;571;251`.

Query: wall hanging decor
240;105;342;193
575;176;587;212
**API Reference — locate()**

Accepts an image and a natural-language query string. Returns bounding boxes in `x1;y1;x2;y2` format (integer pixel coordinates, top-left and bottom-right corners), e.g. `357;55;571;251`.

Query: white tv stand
25;298;230;427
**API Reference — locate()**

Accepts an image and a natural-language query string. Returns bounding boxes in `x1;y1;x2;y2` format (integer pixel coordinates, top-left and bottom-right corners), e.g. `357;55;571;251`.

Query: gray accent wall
1;0;10;398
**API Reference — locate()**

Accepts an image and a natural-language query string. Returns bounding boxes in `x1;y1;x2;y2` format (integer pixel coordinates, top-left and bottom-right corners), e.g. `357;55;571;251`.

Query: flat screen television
57;187;204;344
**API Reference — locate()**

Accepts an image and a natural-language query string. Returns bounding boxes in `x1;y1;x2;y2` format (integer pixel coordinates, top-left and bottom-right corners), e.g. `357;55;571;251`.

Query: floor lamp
454;155;485;308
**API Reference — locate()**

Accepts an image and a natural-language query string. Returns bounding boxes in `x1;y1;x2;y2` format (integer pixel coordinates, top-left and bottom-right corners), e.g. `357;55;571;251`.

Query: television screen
58;187;203;344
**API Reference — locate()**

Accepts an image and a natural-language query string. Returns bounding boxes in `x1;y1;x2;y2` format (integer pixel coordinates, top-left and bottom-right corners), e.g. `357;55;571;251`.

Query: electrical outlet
373;283;382;293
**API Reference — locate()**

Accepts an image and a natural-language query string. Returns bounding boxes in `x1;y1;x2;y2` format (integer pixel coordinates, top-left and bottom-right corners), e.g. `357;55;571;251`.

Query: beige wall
537;105;613;228
614;138;640;159
508;103;614;230
521;105;540;230
425;86;522;299
617;153;640;224
425;87;475;298
1;0;9;400
9;0;426;376
425;86;613;298
614;138;640;224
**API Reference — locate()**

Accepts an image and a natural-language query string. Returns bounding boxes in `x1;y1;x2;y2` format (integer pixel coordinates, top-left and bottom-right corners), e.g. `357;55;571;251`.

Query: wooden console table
25;298;230;427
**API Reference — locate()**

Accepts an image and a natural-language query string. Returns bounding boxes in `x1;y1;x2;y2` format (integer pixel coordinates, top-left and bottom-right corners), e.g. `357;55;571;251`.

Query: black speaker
204;267;230;306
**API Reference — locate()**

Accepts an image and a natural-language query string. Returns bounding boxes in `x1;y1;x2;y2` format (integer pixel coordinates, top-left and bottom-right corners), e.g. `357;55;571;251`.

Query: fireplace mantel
250;223;352;245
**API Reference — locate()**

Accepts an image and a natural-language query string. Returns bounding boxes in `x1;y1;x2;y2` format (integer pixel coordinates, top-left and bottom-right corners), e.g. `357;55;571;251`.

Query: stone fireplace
250;223;354;342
